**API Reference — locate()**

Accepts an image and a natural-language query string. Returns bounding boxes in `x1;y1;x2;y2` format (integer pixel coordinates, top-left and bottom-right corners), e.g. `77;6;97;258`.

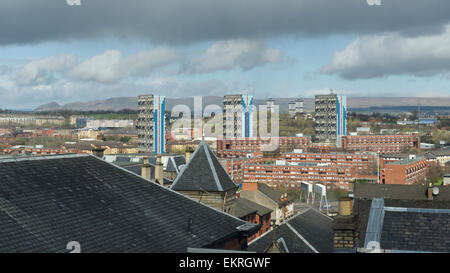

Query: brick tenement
220;157;272;184
279;152;377;175
382;158;428;185
243;163;356;190
342;134;420;153
217;136;311;154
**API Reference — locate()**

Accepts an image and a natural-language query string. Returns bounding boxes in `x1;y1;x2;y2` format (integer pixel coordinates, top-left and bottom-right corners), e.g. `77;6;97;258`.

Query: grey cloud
321;25;450;79
68;48;180;83
183;39;282;74
16;54;78;85
1;0;450;45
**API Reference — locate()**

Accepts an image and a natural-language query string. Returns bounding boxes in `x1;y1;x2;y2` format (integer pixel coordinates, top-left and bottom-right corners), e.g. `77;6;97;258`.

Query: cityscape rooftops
0;154;257;252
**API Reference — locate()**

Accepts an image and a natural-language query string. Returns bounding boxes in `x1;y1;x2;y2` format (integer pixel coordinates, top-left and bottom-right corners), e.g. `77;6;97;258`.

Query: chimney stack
338;197;353;216
427;183;433;201
141;156;151;180
332;197;357;251
92;147;106;158
241;179;258;191
155;155;164;185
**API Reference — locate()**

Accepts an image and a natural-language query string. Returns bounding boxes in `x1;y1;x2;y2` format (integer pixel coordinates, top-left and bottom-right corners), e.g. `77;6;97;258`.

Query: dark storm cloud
1;0;450;45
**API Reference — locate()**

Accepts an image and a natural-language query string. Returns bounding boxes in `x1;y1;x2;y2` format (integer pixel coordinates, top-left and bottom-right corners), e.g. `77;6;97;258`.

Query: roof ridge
169;141;203;189
0;153;89;163
98;154;250;225
202;141;223;192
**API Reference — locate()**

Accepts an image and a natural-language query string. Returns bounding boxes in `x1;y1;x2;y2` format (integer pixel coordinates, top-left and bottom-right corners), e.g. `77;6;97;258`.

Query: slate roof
353;183;450;201
381;210;450;252
257;183;294;206
232;198;272;219
247;208;334;253
0;154;257;253
166;155;186;173
359;198;450;252
170;141;237;192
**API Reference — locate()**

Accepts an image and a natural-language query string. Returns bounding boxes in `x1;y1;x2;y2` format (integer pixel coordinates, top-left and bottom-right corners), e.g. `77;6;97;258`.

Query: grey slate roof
170;141;237;192
166;155;186;173
359;198;450;252
353;183;450;201
247;208;333;253
381;210;450;252
0;154;256;253
233;198;272;219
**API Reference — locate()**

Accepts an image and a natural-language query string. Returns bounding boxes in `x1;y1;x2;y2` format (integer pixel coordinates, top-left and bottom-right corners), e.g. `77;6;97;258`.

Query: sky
1;0;450;109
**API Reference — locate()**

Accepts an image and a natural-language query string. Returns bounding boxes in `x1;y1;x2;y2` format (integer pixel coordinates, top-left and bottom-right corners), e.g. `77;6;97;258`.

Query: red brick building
217;150;263;158
381;157;428;185
341;134;420;153
243;163;356;190
279;152;377;175
217;136;311;155
220;156;271;184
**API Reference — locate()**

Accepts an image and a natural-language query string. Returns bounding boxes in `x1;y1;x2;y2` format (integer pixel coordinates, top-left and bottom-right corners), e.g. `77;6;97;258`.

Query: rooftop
353;183;450;201
247;209;333;253
232;198;273;219
361;198;450;252
0;154;256;253
170;141;237;192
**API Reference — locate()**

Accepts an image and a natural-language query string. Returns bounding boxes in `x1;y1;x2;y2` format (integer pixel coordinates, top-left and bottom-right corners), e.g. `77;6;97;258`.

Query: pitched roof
257;183;294;206
232;198;272;219
247;209;334;253
360;198;450;252
0;154;256;253
381;209;450;252
166;155;186;173
353;183;450;201
170;141;237;192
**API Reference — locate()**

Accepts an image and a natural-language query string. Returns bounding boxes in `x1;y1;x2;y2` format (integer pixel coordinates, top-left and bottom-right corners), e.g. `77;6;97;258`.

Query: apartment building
0;115;65;127
279;152;377;174
288;98;304;118
223;94;255;138
381;157;428;185
243;162;356;190
137;94;166;154
217;136;311;155
219;156;271;184
341;134;420;153
314;93;347;146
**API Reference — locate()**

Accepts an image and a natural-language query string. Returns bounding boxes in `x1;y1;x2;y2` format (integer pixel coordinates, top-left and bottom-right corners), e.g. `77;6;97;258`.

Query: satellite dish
432;187;440;196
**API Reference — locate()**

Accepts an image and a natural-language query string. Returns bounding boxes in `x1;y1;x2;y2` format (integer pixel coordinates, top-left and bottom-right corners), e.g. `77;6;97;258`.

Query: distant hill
34;96;450;113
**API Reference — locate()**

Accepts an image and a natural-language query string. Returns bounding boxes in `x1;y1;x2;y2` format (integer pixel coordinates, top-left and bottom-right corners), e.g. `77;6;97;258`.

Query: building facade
137;94;166;154
243;163;356;191
217;136;311;155
223;94;255;138
381;157;428;185
314;93;347;146
341;134;420;153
